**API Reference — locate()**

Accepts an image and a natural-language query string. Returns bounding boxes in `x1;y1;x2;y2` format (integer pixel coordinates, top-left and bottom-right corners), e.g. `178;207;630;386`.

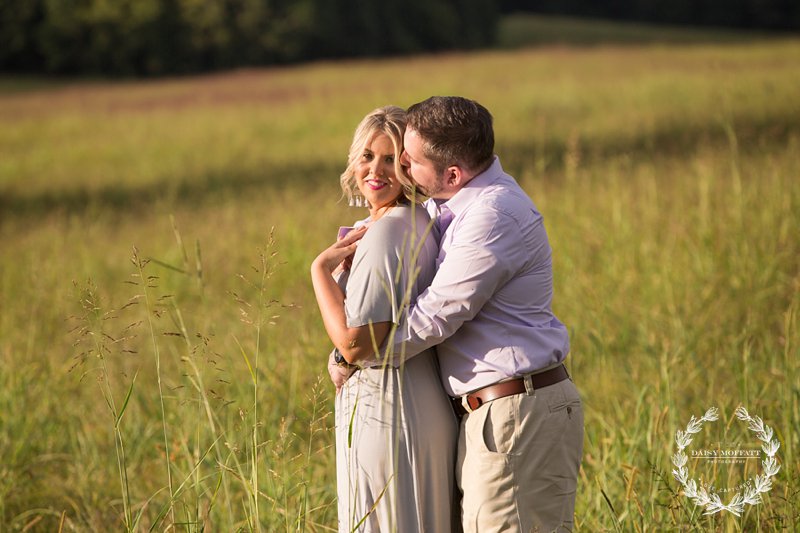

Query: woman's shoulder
364;204;431;241
379;203;432;228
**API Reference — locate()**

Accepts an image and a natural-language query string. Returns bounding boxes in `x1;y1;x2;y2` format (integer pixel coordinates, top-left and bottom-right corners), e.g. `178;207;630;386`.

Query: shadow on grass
496;14;790;49
0;159;342;223
499;113;798;179
2;113;798;222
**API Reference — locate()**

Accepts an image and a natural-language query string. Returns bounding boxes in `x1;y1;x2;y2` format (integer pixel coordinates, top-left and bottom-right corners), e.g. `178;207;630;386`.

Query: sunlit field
1;37;799;531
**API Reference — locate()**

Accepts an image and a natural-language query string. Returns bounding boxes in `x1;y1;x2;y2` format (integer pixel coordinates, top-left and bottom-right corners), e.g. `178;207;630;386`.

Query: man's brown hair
406;96;494;175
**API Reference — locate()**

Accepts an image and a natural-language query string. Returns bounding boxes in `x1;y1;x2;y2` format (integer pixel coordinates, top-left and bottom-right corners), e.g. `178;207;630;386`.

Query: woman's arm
310;227;390;364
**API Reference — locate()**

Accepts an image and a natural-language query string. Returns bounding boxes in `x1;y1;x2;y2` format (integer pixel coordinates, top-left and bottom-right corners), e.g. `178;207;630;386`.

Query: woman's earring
349;194;365;207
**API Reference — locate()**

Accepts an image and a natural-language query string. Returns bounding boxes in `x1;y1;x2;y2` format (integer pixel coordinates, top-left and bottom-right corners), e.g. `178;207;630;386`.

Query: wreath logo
671;406;781;516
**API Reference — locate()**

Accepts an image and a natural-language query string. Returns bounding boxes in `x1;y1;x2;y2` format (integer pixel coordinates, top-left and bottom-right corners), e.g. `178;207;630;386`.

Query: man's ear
446;165;464;187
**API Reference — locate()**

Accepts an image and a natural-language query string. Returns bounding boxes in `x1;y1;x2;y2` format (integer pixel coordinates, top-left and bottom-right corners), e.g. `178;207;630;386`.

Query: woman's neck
368;202;398;221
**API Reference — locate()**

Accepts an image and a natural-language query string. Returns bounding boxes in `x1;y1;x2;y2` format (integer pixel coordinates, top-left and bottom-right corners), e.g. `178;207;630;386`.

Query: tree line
2;0;796;77
0;0;497;76
500;0;800;31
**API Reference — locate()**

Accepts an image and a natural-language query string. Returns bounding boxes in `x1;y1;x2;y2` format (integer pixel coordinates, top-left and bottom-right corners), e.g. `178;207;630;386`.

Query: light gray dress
335;204;458;533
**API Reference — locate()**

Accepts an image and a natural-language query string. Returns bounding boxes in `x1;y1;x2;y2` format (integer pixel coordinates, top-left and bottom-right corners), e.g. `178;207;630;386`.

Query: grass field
1;34;799;531
496;13;781;48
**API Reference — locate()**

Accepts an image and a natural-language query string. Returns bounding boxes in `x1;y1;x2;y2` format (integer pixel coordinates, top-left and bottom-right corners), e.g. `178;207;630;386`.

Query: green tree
0;0;46;71
1;0;501;76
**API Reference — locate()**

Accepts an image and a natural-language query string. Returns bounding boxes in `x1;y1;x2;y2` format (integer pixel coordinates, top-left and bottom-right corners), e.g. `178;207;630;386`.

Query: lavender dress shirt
392;157;570;397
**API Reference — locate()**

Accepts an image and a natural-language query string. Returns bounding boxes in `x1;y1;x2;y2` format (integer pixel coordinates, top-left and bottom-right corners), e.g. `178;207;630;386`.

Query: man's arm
389;206;524;361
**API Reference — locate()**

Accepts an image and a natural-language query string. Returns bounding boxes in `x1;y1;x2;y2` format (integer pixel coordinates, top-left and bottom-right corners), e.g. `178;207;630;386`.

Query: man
331;96;583;532
402;96;583;533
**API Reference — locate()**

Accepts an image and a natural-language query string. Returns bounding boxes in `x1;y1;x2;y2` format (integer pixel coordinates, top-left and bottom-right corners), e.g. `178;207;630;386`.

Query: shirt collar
441;156;503;217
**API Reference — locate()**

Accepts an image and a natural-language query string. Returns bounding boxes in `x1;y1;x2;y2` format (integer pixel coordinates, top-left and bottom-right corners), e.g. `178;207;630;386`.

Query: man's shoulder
470;174;537;218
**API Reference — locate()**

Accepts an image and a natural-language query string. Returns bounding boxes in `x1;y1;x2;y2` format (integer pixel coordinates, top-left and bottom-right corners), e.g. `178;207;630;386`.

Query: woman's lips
365;180;387;190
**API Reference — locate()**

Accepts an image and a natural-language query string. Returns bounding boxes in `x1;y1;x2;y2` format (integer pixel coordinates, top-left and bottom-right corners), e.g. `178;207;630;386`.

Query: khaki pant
456;377;583;533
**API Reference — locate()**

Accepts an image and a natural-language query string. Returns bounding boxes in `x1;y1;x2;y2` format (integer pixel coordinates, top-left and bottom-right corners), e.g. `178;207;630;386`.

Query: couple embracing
310;96;584;533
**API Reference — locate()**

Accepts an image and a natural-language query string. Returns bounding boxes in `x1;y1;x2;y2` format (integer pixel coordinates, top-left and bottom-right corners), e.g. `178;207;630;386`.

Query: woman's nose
371;160;383;176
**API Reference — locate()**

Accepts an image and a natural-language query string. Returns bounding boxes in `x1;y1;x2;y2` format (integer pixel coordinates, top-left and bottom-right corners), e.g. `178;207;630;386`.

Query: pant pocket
480;396;518;456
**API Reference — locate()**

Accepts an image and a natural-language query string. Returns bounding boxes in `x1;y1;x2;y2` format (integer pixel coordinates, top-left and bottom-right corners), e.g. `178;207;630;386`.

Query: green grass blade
115;370;138;427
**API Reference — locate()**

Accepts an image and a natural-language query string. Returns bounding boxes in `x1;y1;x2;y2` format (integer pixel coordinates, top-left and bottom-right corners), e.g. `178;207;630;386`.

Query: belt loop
523;374;535;396
461;395;474;414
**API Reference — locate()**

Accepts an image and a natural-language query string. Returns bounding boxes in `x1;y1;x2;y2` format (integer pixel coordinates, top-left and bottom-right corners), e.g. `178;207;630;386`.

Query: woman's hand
327;349;356;394
312;226;368;274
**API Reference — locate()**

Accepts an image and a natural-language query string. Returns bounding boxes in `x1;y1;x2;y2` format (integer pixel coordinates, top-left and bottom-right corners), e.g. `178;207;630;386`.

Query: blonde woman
311;106;457;532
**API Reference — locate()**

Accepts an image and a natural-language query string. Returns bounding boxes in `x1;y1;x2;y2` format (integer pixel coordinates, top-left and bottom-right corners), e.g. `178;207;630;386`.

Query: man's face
401;128;446;199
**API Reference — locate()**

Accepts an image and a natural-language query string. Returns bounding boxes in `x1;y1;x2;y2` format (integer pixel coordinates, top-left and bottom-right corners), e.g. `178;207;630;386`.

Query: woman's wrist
311;255;333;275
334;348;359;368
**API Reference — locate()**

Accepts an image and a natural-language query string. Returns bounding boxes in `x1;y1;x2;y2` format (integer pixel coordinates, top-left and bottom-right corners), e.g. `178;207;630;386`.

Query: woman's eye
361;152;373;161
385;156;394;164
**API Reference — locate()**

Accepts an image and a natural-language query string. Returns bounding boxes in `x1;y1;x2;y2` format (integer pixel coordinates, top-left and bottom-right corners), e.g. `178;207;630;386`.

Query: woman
310;106;458;532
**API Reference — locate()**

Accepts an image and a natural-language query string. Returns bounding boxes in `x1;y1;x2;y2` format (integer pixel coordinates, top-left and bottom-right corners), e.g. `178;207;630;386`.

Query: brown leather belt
451;364;569;417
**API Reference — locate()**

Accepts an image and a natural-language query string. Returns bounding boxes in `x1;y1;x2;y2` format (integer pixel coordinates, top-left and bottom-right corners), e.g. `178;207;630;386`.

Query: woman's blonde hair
340;105;423;205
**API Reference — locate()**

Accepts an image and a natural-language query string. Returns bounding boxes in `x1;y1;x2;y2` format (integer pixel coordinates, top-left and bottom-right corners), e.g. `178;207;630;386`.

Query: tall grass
1;39;798;530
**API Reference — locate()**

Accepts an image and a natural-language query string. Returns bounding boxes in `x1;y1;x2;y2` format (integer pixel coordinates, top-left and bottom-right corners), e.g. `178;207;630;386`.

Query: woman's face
355;133;404;214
